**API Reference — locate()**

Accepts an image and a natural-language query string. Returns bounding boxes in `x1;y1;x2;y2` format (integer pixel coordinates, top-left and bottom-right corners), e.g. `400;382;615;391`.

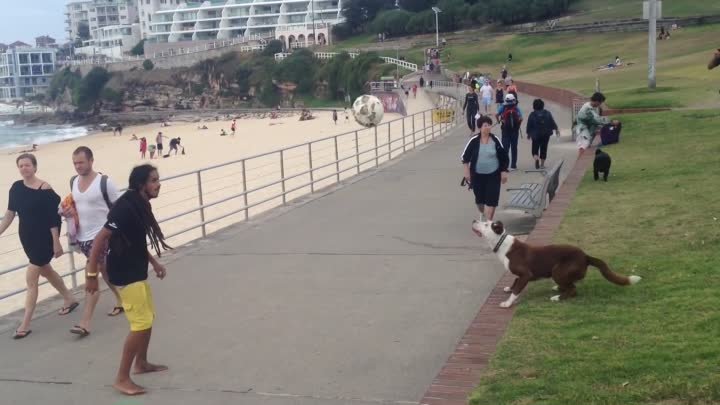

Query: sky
0;1;68;45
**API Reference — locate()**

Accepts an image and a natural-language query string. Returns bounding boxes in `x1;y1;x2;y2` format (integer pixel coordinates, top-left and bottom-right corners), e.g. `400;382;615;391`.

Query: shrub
143;59;154;71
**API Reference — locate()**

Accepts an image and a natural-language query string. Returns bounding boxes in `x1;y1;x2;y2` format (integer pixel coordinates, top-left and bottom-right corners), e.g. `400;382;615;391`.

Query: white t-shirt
72;174;121;242
480;85;494;99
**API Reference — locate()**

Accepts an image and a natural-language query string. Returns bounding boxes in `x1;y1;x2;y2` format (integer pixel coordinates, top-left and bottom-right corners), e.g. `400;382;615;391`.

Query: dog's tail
586;255;642;286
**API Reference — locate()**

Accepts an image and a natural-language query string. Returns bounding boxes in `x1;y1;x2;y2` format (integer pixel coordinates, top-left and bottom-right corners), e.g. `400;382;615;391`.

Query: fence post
308;143;315;193
402;117;406;153
280;150;286;204
196;171;207;237
355;131;360;173
387;122;391;160
334;136;340;183
241;160;249;220
423;111;427;143
412;113;416;148
67;237;78;288
374;126;379;167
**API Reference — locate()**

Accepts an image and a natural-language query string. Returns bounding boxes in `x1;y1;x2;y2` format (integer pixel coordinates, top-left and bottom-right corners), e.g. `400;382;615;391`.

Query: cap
504;93;516;102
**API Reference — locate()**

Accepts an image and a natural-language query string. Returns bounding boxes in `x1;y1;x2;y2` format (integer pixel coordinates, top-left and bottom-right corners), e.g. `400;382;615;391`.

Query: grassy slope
383;24;718;109
469;109;720;404
567;0;720;24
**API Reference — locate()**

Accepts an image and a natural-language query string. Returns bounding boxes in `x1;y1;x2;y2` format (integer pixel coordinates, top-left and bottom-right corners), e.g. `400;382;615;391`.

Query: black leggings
531;136;550;160
466;108;478;132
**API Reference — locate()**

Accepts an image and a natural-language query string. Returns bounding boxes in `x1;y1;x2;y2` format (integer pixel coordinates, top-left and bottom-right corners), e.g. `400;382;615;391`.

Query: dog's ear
491;221;505;235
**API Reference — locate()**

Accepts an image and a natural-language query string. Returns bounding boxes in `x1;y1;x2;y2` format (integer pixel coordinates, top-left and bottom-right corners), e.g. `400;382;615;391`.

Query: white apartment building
75;24;142;59
0;47;57;101
65;0;139;41
145;0;343;48
137;0;188;40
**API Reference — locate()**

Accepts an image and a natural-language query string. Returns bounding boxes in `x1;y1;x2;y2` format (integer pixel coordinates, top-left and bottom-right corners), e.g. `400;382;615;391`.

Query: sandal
13;330;32;339
70;325;90;337
58;302;79;316
108;306;124;317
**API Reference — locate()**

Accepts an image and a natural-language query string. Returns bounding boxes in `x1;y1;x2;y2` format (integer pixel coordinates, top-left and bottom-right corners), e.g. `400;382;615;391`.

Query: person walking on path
86;164;171;396
496;94;523;171
332;110;338;125
574;92;609;158
0;153;78;339
495;80;505;114
479;80;494;114
462;84;480;135
63;147;124;337
461;116;509;222
525;99;560;170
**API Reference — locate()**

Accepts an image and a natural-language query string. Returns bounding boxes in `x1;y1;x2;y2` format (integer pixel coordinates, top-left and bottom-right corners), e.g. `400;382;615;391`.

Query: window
31;54;40;64
32;77;37;85
121;15;126;19
32;65;43;75
23;77;30;84
42;53;52;63
18;54;29;64
43;65;54;74
91;17;97;21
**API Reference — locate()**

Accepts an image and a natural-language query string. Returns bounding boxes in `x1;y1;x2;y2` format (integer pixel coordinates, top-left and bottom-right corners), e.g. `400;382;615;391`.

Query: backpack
70;174;113;209
534;110;553;137
501;105;521;132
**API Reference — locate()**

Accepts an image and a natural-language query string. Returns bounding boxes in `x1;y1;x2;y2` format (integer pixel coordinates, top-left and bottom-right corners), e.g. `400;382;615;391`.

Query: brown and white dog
472;220;641;308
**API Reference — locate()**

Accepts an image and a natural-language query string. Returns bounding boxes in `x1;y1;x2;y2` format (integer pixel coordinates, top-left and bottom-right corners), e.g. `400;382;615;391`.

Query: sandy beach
0;89;448;315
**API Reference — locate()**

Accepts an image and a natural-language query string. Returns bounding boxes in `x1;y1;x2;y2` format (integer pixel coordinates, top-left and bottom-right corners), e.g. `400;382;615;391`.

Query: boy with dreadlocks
86;164;171;396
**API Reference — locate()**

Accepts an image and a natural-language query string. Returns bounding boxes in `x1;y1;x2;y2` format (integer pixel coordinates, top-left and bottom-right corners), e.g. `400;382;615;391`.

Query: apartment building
146;0;343;47
0;47;57;101
137;0;187;40
65;0;139;41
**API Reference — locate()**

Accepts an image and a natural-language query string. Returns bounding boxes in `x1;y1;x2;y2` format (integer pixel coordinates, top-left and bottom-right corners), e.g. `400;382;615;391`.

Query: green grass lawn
469;109;720;405
567;0;720;24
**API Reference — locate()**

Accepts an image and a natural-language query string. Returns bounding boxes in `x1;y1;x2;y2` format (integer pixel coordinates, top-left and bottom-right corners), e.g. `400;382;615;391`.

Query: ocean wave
0;125;89;149
0;120;14;127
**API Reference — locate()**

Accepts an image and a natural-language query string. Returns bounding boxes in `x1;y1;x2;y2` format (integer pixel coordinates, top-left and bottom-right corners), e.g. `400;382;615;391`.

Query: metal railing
274;52;419;71
0;102;462;311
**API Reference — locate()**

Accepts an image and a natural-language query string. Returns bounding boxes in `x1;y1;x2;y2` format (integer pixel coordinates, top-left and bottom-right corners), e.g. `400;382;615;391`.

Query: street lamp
431;7;441;48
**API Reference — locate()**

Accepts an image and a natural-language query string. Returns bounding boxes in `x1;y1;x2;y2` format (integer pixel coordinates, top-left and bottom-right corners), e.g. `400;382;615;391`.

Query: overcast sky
1;1;67;45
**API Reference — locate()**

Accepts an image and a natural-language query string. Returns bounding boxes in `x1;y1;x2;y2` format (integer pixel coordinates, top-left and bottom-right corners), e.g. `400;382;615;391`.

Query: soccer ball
352;95;384;127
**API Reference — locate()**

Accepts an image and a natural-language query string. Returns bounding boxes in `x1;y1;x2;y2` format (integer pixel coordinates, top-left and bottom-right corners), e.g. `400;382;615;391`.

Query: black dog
594;149;611;182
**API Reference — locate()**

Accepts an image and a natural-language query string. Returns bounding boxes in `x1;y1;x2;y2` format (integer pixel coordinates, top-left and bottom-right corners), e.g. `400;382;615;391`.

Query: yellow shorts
118;281;155;332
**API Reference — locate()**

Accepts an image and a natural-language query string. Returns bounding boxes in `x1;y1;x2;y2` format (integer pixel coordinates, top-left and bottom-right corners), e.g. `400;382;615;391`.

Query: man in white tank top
64;146;123;337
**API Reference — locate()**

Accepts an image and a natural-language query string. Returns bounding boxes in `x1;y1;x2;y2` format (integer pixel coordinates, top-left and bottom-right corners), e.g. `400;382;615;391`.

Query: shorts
482;97;492;106
575;127;593;150
157;143;163;151
118;281;155;332
78;239;108;264
496;103;503;113
471;170;501;207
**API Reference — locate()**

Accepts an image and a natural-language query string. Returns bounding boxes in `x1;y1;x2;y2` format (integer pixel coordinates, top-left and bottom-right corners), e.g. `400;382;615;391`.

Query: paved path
0;88;576;404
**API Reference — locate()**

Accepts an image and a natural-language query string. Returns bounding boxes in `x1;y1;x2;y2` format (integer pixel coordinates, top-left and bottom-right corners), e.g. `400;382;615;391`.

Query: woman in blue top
461;116;510;221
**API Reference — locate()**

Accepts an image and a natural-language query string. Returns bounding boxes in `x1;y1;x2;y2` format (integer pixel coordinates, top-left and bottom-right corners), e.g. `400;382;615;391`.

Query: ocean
0;120;89;149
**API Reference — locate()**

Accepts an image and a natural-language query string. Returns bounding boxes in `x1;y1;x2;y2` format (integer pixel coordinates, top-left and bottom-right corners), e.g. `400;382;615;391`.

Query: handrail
0;100;463;311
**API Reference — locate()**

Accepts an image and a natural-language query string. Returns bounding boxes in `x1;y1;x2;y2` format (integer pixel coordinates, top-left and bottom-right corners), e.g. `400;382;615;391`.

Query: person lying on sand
18;144;38;153
220;129;228;136
130;134;138;141
197;125;208;130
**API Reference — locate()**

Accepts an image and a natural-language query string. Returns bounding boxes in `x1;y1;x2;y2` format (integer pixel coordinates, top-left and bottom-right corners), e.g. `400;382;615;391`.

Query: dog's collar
493;233;508;253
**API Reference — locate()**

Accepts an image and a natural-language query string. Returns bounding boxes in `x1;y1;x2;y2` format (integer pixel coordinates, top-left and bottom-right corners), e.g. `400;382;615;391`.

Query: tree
340;0;395;33
436;0;468;31
262;39;285;56
275;48;317;94
130;39;145;56
73;67;111;112
398;0;436;12
143;59;154;71
77;22;90;41
405;10;434;34
369;10;413;36
48;67;82;101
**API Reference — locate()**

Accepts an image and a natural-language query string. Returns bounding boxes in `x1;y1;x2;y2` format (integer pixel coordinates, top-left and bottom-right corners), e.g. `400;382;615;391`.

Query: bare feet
133;362;168;375
112;379;146;396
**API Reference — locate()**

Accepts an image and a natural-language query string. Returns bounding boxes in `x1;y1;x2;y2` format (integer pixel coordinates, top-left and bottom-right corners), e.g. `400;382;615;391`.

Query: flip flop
70;325;90;337
107;306;124;317
13;330;31;339
58;302;79;316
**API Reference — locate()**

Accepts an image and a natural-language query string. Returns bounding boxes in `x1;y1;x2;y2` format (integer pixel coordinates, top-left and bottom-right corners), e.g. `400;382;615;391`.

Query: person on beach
220;129;228;136
525;99;560;170
167;137;182;156
230;119;237;135
86;164;171;396
139;137;147;159
155;132;165;156
63;147;124;337
332;110;338;125
0;153;78;339
574;92;609;158
114;125;123;137
344;108;350;123
148;144;156;159
461;116;509;222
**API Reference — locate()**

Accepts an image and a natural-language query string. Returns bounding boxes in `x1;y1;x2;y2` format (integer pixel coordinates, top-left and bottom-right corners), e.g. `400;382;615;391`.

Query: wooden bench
505;160;564;217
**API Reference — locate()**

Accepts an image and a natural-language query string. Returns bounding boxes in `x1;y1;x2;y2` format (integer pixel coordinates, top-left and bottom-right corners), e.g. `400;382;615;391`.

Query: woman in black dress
0;154;78;339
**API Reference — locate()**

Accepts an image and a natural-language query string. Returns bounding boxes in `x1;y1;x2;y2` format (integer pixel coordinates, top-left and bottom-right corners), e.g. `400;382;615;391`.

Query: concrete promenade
0;88;576;404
